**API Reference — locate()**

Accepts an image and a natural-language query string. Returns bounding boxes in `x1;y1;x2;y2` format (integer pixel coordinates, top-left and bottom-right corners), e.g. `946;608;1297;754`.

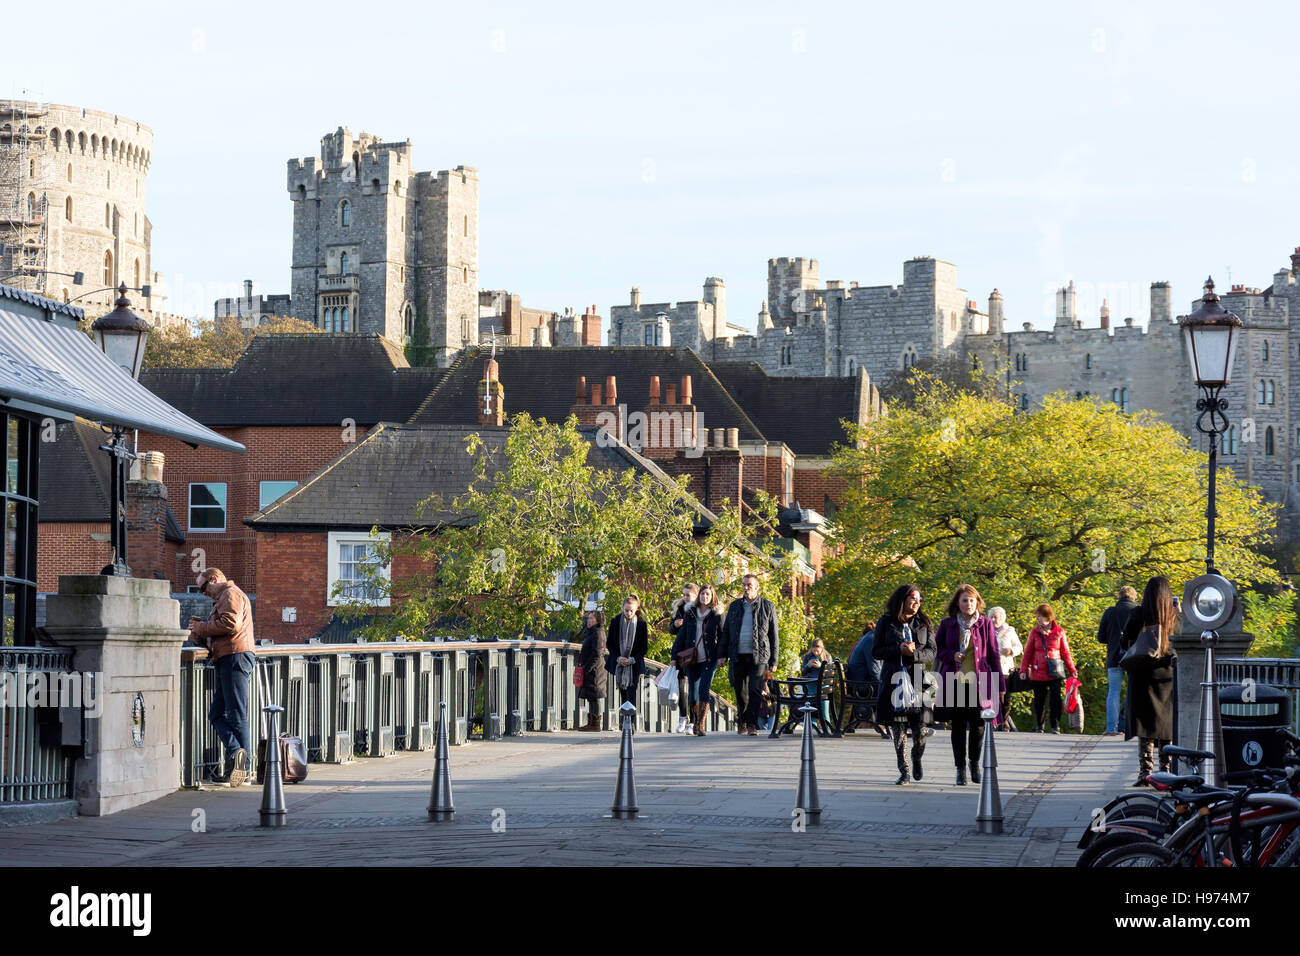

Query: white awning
0;309;245;453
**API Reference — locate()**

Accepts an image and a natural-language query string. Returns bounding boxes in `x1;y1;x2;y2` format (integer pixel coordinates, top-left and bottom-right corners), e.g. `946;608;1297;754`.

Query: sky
11;0;1300;332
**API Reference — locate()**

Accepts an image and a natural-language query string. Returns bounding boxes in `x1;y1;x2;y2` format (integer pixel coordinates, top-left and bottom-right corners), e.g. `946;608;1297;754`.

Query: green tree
142;315;322;369
339;414;813;684
812;372;1288;729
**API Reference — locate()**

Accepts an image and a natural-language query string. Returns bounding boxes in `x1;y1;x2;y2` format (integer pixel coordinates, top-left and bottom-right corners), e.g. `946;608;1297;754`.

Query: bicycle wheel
1076;830;1158;868
1105;793;1177;825
1095;842;1179;868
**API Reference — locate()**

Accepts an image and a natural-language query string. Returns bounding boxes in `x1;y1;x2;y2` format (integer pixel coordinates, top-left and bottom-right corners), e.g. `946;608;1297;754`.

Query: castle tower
703;276;726;341
767;257;820;323
1150;281;1171;324
288;127;478;365
987;288;1004;335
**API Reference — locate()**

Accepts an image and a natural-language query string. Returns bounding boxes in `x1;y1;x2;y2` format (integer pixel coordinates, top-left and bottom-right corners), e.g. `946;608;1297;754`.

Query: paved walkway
0;729;1137;866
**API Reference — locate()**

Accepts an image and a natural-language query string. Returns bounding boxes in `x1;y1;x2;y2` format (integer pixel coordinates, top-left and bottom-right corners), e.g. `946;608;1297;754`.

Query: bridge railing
0;647;75;806
180;640;736;788
1217;657;1300;735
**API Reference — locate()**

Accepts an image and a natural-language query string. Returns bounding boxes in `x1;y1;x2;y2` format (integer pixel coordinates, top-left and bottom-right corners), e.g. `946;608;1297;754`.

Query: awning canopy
0;308;245;454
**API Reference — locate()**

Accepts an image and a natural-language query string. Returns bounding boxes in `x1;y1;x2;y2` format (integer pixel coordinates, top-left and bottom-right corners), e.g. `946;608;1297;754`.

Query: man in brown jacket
189;568;256;787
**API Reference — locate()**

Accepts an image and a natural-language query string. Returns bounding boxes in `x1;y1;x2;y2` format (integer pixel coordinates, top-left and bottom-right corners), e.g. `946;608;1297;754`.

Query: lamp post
1178;276;1242;786
91;285;152;577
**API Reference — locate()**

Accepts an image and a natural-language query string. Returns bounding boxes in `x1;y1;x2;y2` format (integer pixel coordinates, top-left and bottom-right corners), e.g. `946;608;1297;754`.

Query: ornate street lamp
90;285;151;576
1178;276;1242;786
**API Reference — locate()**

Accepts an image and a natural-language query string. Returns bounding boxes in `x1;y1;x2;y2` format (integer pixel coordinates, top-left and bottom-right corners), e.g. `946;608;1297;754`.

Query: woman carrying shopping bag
672;583;725;735
988;606;1022;731
874;584;937;785
1019;603;1077;733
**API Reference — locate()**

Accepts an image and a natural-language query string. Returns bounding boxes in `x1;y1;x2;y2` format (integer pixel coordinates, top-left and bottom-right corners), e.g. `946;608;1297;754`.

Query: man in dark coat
1097;586;1139;735
717;573;779;736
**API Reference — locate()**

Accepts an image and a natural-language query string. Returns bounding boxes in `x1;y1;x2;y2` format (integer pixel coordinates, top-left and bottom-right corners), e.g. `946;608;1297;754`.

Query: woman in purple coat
934;584;1003;786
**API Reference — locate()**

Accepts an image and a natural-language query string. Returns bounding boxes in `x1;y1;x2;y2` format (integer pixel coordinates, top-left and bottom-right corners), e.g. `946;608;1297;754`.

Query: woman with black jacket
672;583;725;735
874;584;938;785
1122;576;1179;786
576;610;608;732
606;594;650;718
667;584;699;733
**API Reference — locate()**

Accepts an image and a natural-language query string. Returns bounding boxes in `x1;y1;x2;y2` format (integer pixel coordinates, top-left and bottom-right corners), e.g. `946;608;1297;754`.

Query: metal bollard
609;701;639;819
795;703;822;826
427;700;455;821
259;702;288;828
975;706;1003;834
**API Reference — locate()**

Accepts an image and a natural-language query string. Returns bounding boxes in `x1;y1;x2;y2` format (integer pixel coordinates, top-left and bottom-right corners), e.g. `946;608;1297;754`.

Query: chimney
630;286;641;310
987;288;1004;334
569;372;623;443
581;307;602;346
126;452;173;584
664;383;677;404
641;372;697;459
575;375;587;404
1055;280;1076;327
243;279;253;301
604;375;617;405
649;376;661;404
1150;281;1171;324
478;358;505;426
1100;298;1110;330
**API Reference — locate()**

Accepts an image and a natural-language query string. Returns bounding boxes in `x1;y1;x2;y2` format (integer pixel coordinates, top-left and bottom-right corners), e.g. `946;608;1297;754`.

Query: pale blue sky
13;0;1300;332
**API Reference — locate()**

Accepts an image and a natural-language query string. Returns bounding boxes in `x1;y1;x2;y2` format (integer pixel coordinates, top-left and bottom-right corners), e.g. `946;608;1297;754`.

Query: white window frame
258;480;298;510
327;530;391;607
546;558;604;611
188;482;227;533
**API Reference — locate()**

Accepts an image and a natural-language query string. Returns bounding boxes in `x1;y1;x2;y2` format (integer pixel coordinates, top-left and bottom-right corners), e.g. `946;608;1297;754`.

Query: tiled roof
246;422;716;531
140;333;446;426
406;346;766;443
706;361;871;456
38;419;112;522
0;283;85;320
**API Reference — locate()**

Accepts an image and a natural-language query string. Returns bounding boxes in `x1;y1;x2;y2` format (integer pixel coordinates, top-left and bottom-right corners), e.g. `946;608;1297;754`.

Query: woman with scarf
873;584;937;785
668;583;699;733
1019;603;1077;733
576;609;608;732
934;584;1003;785
605;594;649;720
672;583;725;735
988;606;1022;731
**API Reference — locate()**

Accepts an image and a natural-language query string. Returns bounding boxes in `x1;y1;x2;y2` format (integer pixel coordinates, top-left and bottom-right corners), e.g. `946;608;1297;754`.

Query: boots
955;764;967;786
911;740;925;782
970;761;981;784
579;710;601;732
695;703;709;736
895;744;911;786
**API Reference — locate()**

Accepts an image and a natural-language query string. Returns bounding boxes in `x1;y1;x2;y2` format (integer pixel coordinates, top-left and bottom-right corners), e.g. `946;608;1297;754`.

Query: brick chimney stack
570;373;624;443
642;374;698;459
1100;298;1110;330
126;452;172;582
580;306;603;346
478;358;505;427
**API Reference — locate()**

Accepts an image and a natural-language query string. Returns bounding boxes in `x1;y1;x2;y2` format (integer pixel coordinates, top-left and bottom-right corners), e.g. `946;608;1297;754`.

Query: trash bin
1219;682;1291;773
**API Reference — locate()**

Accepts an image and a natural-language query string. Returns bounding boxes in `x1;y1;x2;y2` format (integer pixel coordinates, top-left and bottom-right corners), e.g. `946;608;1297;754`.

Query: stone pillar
1169;603;1252;750
37;576;188;816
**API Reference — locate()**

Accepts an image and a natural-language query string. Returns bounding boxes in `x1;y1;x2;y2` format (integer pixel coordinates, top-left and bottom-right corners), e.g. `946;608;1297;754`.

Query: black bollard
259;702;287;828
795;702;822;826
428;700;455;821
975;707;1003;834
610;701;639;819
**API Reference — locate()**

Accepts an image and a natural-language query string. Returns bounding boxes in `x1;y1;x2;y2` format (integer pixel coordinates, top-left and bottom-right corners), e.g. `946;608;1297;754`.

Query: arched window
1262;340;1270;362
1265;426;1275;457
1258;380;1267;405
403;304;414;342
352;152;360;178
26;192;35;219
103;250;113;286
51;127;59;149
340;200;350;227
846;358;856;376
78;131;86;153
66;163;72;182
1120;387;1129;412
901;346;917;370
1267;380;1276;405
65;196;72;221
393;179;402;197
339;252;349;276
341;306;350;332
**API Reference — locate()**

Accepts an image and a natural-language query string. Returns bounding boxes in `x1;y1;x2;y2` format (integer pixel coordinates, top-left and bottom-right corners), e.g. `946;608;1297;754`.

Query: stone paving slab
0;729;1138;866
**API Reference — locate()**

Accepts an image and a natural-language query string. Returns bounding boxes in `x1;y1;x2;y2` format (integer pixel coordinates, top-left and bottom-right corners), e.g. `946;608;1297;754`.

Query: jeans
732;654;766;726
688;661;718;706
1105;667;1124;733
210;652;254;764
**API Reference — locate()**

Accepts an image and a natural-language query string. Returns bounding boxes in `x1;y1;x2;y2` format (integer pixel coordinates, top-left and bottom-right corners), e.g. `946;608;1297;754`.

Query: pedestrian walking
1019;603;1077;733
672;583;725;735
188;568;256;787
576;609;608;731
717;573;780;736
606;595;649;712
873;584;937;785
988;606;1022;731
934;584;1003;785
1122;576;1179;786
668;584;699;733
1098;586;1139;736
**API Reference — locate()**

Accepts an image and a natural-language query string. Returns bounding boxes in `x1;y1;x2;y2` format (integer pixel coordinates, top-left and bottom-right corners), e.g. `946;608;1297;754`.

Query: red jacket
1019;623;1076;681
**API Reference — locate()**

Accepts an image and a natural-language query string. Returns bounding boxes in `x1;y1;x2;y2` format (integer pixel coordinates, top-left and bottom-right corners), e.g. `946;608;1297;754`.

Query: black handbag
1120;624;1162;672
1042;631;1067;680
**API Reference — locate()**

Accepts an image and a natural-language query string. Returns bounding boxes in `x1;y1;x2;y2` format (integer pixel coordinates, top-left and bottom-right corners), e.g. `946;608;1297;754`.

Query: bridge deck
0;731;1135;866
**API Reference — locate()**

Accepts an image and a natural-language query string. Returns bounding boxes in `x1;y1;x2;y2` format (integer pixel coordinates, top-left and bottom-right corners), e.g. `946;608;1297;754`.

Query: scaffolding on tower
0;96;50;296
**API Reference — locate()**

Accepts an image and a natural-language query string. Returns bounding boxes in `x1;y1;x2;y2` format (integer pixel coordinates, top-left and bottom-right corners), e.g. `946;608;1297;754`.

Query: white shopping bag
656;664;680;705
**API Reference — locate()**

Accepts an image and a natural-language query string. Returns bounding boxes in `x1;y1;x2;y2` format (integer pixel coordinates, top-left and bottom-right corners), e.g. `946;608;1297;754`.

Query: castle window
464;215;468;237
340;252;349;276
1257;381;1265;405
1265;426;1275;457
66;163;72;182
26;193;35;219
341;306;350;332
65;196;72;221
105;203;110;228
950;311;957;331
106;171;110;188
1267;380;1276;405
403;303;414;343
340;200;351;227
1228;426;1238;456
21;244;38;269
1262;340;1270;362
134;213;137;236
393;180;402;197
1112;387;1129;412
103;250;113;286
352;151;360;179
1019;394;1028;411
846;358;855;376
1075;391;1083;399
1085;353;1092;370
781;343;795;367
901;346;917;370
